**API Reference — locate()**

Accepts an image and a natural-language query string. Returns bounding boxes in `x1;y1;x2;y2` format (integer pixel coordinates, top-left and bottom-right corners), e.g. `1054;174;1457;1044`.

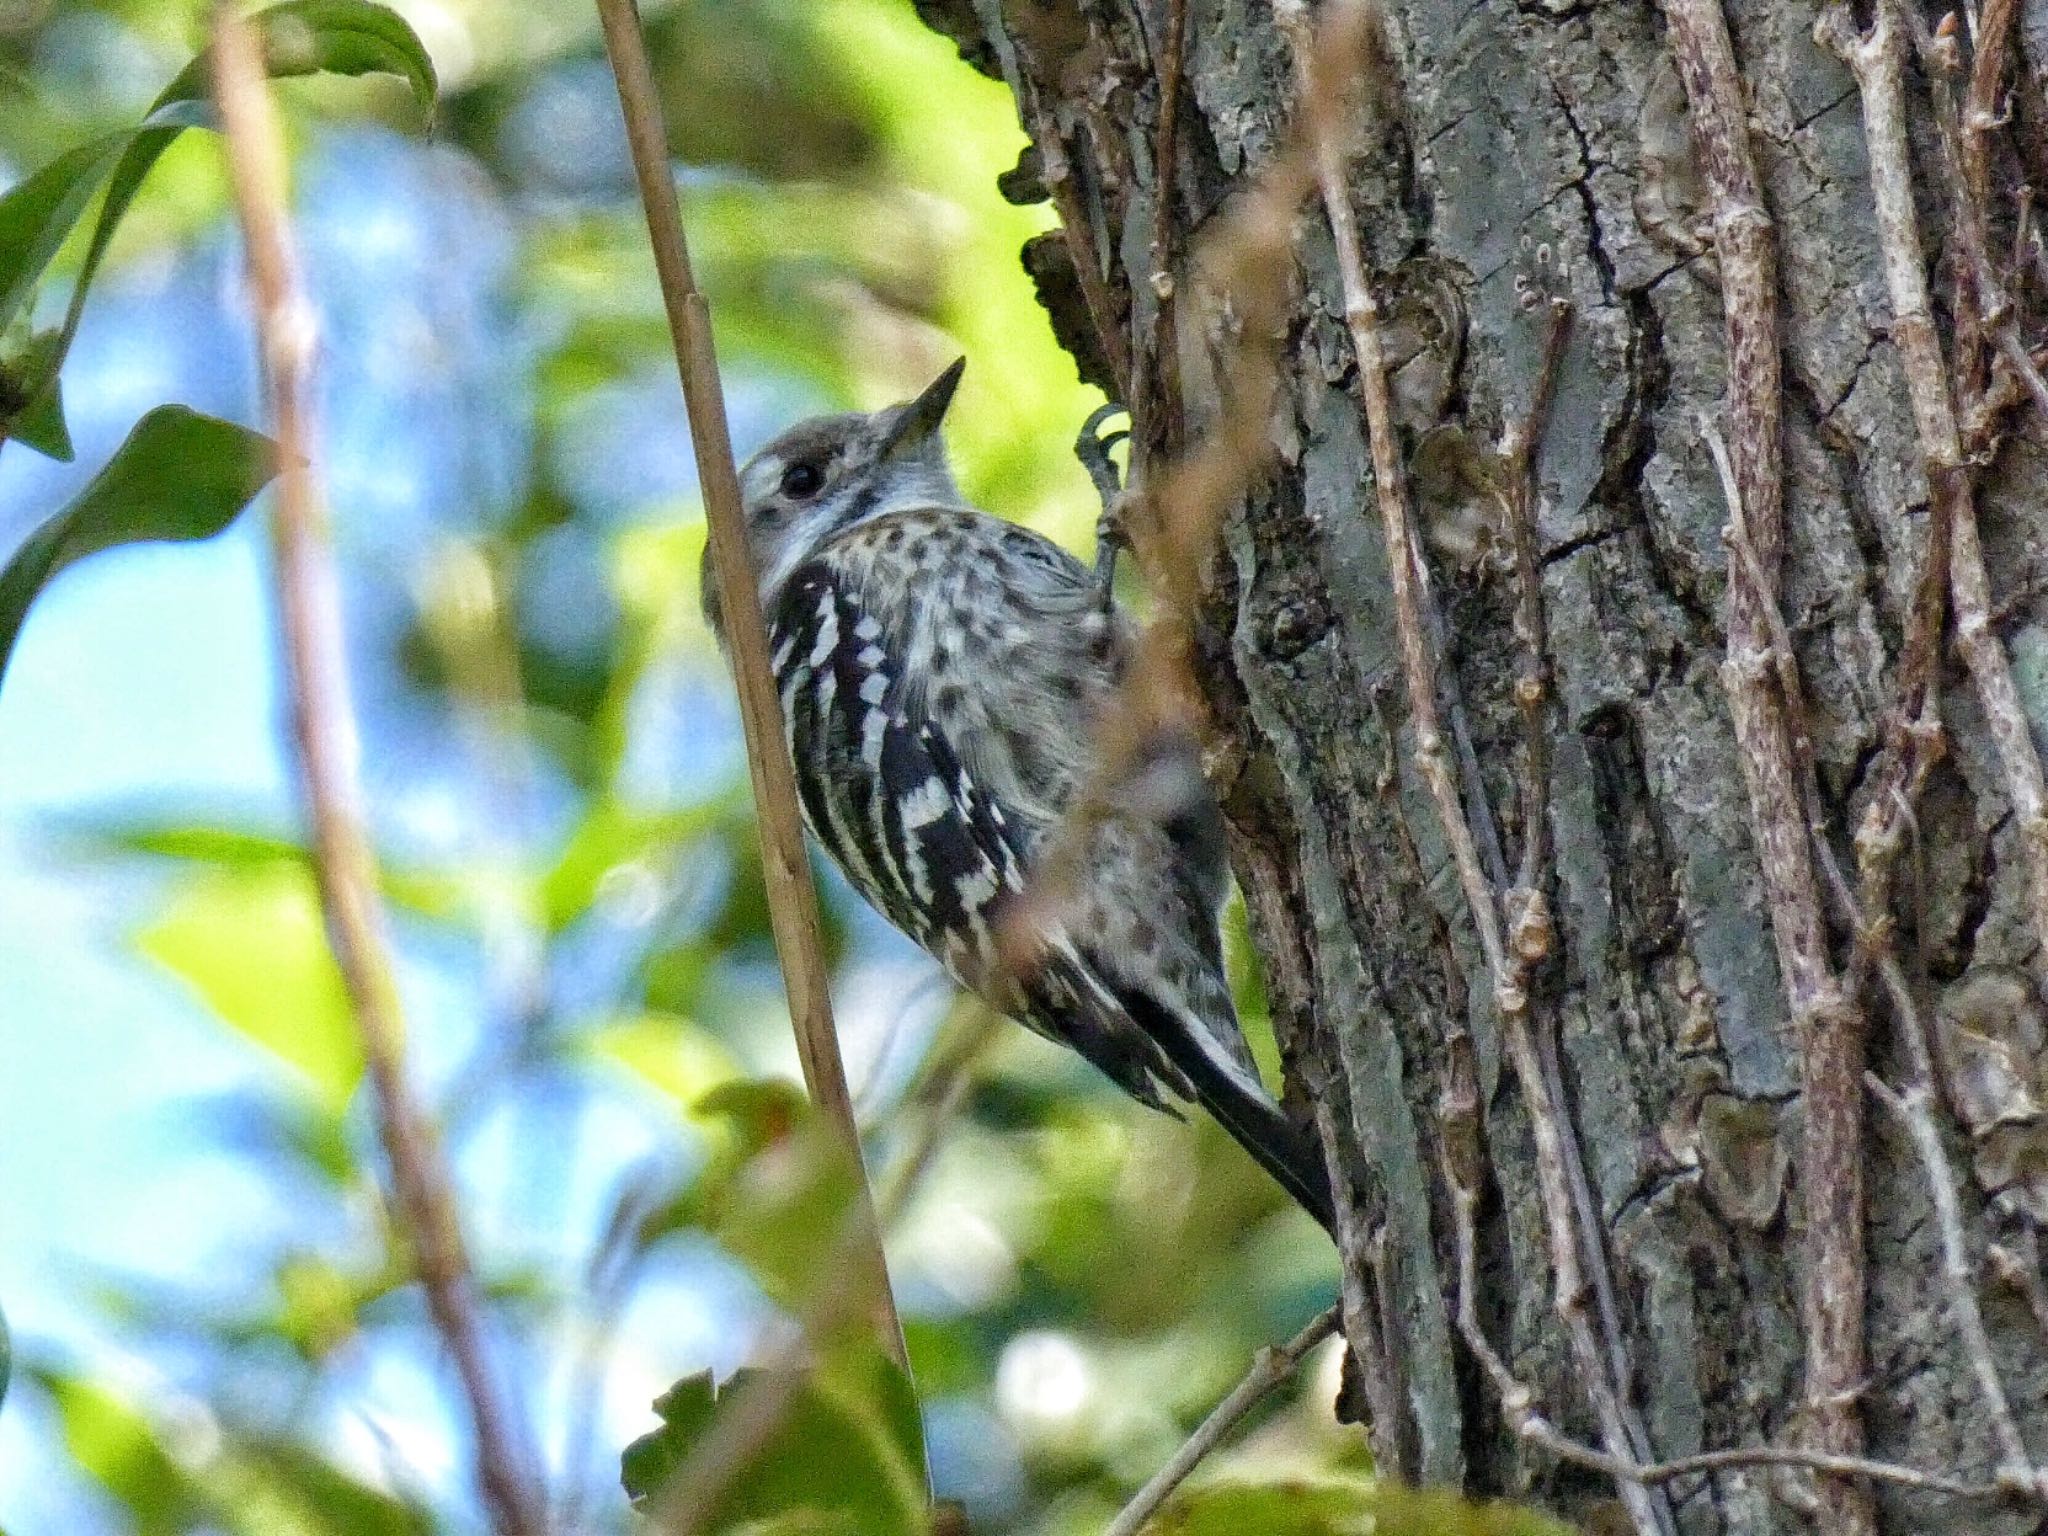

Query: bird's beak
880;356;965;460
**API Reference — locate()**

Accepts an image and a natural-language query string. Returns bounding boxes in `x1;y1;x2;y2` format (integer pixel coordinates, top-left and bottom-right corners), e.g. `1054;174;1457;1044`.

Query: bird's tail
1113;984;1337;1235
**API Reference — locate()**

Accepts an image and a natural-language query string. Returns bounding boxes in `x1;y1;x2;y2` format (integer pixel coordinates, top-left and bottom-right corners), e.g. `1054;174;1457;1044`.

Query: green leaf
137;864;363;1116
39;1367;429;1536
621;1354;926;1535
0;405;278;694
8;373;71;461
0;1300;9;1415
540;795;723;932
707;1109;868;1321
240;0;440;110
72;816;467;924
581;1011;741;1110
0;3;437;453
0;131;131;336
39;1371;197;1535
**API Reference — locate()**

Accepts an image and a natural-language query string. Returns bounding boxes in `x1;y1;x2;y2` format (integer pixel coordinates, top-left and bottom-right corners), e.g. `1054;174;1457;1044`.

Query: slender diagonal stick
591;0;907;1374
1102;1308;1341;1536
209;10;547;1534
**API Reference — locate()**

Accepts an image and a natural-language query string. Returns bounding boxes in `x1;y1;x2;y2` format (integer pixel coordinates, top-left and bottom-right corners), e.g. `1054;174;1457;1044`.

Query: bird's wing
767;547;1193;1109
774;510;1334;1227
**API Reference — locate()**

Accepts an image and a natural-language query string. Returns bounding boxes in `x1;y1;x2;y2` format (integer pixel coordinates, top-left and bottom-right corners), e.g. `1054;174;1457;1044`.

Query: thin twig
1868;1072;2045;1497
1102;1307;1340;1536
209;11;547;1534
1282;0;1503;979
1283;6;1668;1532
591;0;907;1372
1437;1031;1998;1503
1920;0;2048;440
1000;67;1324;967
1500;302;1651;1461
1499;298;1570;903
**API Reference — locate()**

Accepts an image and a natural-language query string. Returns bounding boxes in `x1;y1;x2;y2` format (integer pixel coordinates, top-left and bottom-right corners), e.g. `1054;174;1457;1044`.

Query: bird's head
701;357;966;645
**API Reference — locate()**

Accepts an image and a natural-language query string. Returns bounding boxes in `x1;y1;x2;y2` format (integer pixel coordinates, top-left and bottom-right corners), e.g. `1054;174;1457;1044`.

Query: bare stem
210;10;546;1533
1102;1308;1340;1536
1440;1031;1999;1504
591;0;907;1372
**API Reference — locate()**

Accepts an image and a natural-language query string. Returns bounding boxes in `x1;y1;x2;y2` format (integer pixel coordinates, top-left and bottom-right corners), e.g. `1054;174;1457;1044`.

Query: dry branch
591;0;906;1372
210;10;547;1533
998;44;1322;972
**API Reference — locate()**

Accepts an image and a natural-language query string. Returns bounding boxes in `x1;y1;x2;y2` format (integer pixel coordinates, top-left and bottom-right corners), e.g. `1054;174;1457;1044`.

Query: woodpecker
701;359;1334;1232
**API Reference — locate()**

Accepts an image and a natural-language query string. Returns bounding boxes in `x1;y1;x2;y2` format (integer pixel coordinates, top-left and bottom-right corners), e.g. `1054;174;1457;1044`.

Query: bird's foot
1076;402;1131;606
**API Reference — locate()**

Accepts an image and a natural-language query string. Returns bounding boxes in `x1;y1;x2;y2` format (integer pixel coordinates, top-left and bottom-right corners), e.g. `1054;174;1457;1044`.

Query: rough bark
914;1;2048;1530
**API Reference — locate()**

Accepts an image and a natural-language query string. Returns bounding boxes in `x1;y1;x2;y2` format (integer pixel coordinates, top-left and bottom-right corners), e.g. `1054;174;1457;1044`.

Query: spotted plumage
702;359;1333;1231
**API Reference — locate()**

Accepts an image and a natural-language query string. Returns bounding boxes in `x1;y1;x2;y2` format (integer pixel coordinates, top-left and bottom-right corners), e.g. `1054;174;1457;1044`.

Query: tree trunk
914;1;2048;1531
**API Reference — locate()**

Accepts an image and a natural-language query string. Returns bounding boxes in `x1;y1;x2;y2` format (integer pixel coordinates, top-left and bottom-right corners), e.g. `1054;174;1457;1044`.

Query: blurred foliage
0;405;278;686
0;3;1563;1536
621;1356;926;1535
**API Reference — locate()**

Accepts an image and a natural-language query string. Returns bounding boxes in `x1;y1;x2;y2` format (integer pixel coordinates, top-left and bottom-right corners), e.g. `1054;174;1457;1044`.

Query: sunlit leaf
233;0;440;111
581;1011;741;1109
38;1367;429;1535
620;1352;925;1536
0;406;278;694
273;1252;368;1362
137;864;363;1115
39;1371;196;1535
540;794;723;933
71;817;469;925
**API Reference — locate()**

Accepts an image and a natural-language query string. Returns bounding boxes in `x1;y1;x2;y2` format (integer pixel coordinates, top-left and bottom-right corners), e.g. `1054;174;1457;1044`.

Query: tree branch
209;10;546;1534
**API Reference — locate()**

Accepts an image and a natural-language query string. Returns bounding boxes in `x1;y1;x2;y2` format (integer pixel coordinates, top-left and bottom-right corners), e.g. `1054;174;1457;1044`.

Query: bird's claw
1077;403;1132;608
1076;401;1129;510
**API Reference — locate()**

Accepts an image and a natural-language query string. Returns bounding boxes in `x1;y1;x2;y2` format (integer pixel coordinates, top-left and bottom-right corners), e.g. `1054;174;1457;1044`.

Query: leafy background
0;1;1358;1531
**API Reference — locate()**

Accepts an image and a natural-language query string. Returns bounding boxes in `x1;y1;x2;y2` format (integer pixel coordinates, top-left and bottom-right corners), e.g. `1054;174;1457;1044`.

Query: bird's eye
780;461;825;499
